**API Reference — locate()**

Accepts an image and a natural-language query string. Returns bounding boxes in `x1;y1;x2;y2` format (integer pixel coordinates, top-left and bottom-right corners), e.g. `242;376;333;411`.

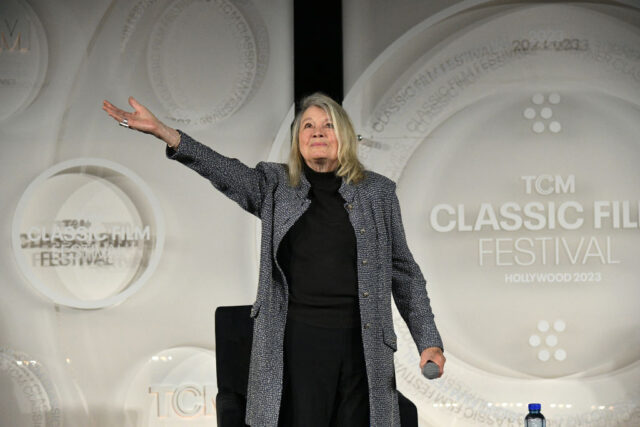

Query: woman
103;93;445;426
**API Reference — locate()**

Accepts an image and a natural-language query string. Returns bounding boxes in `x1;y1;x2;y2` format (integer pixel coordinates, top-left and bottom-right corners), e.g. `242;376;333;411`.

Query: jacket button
360;228;365;234
363;322;371;329
347;204;353;210
362;291;369;297
362;259;368;265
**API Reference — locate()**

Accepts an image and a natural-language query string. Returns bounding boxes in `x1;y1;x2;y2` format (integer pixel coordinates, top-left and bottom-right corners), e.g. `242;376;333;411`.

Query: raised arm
103;97;181;148
102;97;268;217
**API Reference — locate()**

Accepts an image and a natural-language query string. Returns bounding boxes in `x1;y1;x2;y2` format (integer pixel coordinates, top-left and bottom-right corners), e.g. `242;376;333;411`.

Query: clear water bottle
525;403;546;427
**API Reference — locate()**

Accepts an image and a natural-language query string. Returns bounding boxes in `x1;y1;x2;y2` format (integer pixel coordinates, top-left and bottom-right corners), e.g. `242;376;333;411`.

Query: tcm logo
149;384;217;418
521;174;575;195
1;18;29;53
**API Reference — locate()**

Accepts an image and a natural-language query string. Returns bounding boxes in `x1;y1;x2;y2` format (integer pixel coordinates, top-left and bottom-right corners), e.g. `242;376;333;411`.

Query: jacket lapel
338;178;357;205
272;174;311;257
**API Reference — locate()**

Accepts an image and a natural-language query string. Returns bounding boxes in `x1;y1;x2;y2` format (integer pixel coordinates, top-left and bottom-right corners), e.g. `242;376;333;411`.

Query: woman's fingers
102;98;160;135
102;98;179;146
127;97;157;126
128;96;145;113
103;100;139;130
102;100;129;122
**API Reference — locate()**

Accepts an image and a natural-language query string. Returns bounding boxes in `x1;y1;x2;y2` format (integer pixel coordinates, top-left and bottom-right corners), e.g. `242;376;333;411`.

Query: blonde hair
288;93;365;187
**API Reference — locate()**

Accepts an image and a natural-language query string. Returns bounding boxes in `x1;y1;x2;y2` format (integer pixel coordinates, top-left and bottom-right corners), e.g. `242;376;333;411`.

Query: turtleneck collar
302;161;341;190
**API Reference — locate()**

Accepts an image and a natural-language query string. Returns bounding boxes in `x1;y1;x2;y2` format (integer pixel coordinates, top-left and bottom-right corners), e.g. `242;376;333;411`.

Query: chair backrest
214;305;254;396
398;391;418;427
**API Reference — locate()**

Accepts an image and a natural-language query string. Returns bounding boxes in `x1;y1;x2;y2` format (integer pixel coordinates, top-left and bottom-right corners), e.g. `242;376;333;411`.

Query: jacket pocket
382;326;398;352
250;301;261;318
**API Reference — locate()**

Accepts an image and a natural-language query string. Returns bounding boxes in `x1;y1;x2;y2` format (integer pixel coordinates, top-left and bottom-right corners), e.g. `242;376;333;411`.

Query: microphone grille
422;361;440;380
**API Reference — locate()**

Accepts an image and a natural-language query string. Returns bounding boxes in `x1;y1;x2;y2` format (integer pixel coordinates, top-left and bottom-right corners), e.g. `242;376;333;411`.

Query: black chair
215;305;418;426
215;305;253;427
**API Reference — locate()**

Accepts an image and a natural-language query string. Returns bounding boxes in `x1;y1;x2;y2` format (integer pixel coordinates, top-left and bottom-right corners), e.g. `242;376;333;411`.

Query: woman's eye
304;123;312;128
326;123;334;129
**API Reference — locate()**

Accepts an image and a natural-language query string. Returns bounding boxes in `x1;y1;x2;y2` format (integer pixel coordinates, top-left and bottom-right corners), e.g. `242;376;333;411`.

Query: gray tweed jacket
167;131;443;426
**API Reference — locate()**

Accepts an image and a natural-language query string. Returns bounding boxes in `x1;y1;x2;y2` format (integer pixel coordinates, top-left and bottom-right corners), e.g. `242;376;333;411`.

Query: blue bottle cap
528;403;541;411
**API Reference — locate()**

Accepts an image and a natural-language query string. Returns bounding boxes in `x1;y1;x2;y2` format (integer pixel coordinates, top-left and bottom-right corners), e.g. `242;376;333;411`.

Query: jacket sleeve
166;130;268;218
390;188;444;353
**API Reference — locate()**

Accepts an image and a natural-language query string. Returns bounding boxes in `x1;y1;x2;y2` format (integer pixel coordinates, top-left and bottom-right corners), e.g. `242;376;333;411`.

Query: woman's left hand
420;347;446;378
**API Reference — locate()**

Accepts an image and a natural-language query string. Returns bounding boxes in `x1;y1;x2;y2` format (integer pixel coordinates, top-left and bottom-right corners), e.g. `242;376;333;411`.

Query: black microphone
421;361;440;380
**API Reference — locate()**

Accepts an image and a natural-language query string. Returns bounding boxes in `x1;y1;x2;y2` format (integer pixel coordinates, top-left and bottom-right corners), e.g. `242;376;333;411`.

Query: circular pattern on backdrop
403;88;639;378
0;0;48;121
12;158;165;309
145;0;268;127
0;348;61;427
124;347;218;425
344;0;640;425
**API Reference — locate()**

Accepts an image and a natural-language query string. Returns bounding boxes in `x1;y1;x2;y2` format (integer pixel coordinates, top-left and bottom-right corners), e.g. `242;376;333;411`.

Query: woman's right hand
102;96;181;148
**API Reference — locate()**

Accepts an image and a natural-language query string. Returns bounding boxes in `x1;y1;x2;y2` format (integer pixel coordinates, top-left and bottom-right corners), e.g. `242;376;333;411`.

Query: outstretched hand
420;347;445;378
102;97;180;148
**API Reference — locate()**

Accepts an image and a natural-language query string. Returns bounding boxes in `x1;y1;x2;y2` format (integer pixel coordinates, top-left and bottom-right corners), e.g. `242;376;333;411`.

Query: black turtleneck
276;162;360;328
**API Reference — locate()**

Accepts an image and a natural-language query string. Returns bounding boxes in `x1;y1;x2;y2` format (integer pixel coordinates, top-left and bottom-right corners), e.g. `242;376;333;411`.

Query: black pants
278;317;370;427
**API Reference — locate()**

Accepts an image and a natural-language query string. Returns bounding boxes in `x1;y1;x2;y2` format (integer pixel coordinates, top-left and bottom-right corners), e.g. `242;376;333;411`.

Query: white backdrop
342;0;640;426
1;0;291;425
1;0;639;426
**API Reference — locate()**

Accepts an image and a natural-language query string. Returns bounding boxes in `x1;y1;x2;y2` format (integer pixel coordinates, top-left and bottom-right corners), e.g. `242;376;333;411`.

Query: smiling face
298;105;339;172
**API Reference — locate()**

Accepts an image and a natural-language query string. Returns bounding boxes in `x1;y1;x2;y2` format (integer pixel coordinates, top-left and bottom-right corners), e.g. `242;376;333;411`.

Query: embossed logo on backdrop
0;348;61;427
0;0;48;121
125;347;218;424
346;2;640;425
129;0;270;127
12;159;165;309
